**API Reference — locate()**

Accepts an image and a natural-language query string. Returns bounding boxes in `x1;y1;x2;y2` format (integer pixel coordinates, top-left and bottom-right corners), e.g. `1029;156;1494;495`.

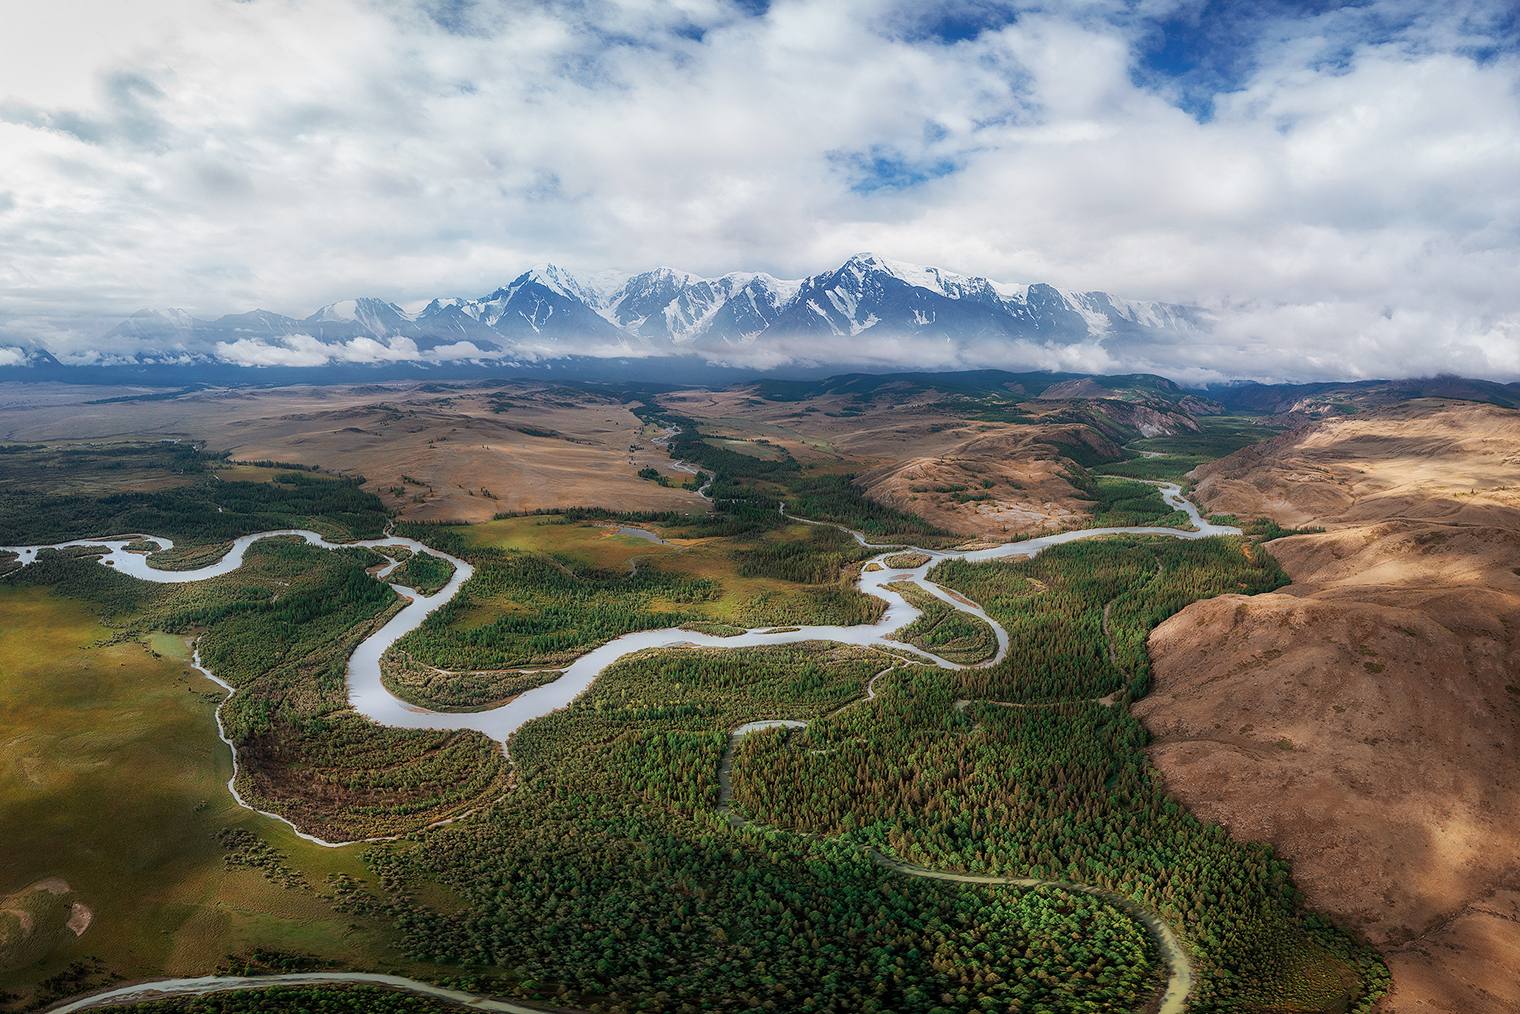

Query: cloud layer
1;0;1517;382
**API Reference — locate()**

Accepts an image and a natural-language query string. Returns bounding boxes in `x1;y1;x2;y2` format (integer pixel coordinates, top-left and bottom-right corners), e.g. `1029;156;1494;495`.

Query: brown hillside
0;380;709;521
854;427;1109;536
1138;400;1520;1013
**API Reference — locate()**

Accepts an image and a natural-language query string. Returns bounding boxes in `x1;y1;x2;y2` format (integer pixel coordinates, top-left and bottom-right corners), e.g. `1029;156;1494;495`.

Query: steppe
0;378;1166;534
1136;400;1520;1013
659;384;1194;535
0;381;708;521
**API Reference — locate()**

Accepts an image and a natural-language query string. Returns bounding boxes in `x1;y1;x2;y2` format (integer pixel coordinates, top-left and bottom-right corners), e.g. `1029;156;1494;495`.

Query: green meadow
0;586;466;1009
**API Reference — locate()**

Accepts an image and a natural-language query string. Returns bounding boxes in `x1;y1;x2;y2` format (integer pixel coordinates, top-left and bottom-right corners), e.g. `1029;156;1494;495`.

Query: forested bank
364;644;1172;1013
884;581;998;665
1;442;1388;1013
0;448;508;842
931;536;1290;702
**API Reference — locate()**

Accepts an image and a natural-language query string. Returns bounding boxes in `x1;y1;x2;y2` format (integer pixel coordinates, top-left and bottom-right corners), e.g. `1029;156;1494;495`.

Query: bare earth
0;381;708;521
1137;400;1520;1013
854;428;1097;536
660;387;1141;535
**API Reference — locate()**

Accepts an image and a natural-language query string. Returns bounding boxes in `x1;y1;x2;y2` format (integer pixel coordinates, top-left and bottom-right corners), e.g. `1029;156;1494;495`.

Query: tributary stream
5;482;1231;1014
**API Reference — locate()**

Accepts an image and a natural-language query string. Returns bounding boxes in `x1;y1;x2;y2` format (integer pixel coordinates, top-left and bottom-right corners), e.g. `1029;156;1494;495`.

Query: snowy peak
509;263;608;309
307;298;416;336
98;255;1208;367
606;267;702;334
105;308;201;342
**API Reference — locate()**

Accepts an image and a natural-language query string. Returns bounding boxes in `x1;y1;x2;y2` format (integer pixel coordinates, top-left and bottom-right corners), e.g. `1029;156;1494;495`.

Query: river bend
4;482;1232;1012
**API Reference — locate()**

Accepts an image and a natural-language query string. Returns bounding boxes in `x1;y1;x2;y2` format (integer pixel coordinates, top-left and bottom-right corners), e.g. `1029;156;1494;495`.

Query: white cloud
212;333;440;366
214;335;336;368
0;0;1516;380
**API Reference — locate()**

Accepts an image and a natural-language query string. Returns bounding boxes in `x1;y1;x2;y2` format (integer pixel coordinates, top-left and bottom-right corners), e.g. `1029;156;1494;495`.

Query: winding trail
5;479;1234;1013
712;682;1194;1014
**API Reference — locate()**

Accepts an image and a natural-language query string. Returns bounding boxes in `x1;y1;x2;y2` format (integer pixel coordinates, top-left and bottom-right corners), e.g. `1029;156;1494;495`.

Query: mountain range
82;253;1211;370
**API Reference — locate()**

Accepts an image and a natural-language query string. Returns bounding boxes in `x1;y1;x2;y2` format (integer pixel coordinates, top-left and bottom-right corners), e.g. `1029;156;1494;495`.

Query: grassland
0;380;713;523
0;586;481;1011
458;515;681;572
3;536;509;844
1096;415;1289;483
391;517;888;678
884;580;999;665
212;465;343;485
0;441;206;496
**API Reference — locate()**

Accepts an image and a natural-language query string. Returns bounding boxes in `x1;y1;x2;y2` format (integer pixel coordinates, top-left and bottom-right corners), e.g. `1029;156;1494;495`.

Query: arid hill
1137;399;1520;1013
854;427;1107;536
657;384;1207;537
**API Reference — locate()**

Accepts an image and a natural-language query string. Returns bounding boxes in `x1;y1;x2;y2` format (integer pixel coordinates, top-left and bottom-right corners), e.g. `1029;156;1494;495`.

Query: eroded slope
1138;400;1520;1013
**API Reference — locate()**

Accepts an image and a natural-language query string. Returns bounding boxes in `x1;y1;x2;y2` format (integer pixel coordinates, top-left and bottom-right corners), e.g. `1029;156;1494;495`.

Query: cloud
214;335;338;368
212;333;440;367
0;0;1516;381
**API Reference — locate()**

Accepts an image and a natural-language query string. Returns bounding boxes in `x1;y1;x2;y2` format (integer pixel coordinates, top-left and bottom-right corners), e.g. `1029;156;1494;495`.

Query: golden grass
460;516;682;571
0;381;712;523
0;586;473;1004
213;465;341;484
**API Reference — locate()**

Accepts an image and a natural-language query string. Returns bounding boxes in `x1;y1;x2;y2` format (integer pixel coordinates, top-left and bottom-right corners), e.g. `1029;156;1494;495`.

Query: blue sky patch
831;146;960;193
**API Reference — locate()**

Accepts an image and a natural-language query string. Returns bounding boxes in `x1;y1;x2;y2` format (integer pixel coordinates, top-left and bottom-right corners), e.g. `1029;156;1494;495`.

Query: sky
0;0;1518;382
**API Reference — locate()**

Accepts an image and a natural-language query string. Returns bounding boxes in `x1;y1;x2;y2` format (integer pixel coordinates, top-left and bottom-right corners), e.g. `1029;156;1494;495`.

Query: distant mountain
65;253;1213;370
1203;376;1520;422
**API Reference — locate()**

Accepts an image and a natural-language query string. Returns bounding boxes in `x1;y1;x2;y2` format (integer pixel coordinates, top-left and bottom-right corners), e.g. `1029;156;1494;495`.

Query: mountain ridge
66;253;1212;370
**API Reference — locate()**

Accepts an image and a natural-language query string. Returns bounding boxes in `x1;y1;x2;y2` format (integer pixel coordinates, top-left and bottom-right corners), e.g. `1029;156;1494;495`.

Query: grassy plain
1096;415;1288;483
458;516;681;572
0;586;470;1010
212;465;342;485
0;381;711;523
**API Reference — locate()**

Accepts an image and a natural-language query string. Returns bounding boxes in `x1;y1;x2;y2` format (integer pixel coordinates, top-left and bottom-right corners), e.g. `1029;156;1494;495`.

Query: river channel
2;483;1235;748
4;483;1231;1013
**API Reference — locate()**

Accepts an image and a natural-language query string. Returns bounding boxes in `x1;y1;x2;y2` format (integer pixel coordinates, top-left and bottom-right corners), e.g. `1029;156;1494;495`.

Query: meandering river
2;484;1235;747
4;483;1231;1013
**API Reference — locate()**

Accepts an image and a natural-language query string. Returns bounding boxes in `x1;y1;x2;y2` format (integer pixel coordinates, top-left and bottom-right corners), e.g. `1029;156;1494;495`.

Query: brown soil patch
1190;399;1520;529
1141;399;1520;1012
0;878;89;970
661;387;1208;536
0;380;709;522
65;902;93;936
854;428;1106;536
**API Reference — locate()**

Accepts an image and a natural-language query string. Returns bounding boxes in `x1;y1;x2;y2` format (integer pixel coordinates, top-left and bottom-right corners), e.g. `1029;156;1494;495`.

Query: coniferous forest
0;440;1388;1013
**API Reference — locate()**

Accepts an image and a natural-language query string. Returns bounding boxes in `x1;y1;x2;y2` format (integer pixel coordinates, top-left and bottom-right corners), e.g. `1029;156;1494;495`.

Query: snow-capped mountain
87;254;1211;369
